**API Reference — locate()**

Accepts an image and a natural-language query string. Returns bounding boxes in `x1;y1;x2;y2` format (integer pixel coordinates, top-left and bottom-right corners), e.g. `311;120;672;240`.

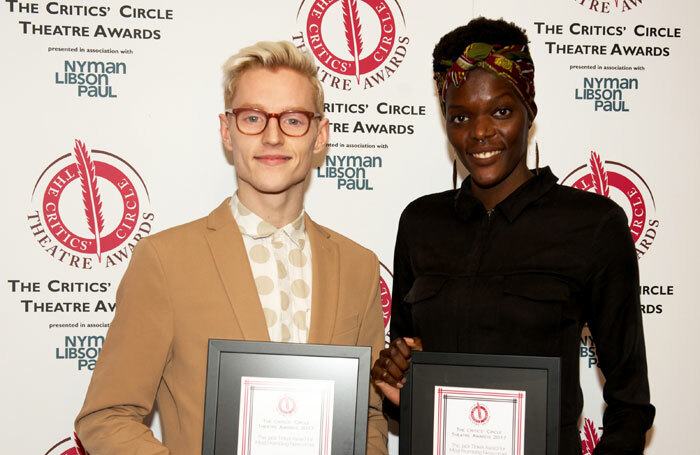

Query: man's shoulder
310;219;378;265
142;214;208;252
140;199;231;251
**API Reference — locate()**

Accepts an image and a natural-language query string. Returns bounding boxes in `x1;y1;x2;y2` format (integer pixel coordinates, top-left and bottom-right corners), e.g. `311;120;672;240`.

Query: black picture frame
202;339;371;455
400;352;560;455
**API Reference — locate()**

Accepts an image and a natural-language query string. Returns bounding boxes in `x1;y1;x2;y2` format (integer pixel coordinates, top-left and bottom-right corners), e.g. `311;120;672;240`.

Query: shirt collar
454;166;558;223
230;193;306;248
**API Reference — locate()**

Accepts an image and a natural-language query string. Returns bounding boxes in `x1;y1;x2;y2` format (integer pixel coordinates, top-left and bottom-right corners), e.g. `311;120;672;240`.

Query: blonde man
76;41;388;455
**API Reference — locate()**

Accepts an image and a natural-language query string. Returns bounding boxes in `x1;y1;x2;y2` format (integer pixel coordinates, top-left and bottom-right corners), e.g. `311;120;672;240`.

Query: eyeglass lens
236;109;312;136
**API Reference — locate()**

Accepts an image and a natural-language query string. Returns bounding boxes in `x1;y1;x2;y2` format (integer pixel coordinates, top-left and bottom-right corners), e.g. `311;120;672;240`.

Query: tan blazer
75;200;388;455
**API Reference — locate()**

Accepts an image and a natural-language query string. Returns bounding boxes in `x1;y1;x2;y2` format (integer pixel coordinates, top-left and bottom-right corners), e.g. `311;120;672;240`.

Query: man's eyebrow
232;103;314;112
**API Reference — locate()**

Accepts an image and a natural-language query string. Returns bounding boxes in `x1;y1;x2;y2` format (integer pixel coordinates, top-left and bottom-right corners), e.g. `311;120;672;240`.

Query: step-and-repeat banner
1;1;696;453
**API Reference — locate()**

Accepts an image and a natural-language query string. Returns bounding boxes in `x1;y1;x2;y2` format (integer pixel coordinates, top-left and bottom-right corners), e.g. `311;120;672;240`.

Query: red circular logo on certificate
470;402;489;425
277;395;297;415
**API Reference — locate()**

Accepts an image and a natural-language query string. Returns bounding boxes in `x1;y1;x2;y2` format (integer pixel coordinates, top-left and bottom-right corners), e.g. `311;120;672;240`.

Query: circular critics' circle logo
379;261;393;346
561;151;658;259
573;0;643;14
28;139;155;269
469;403;489;425
44;433;86;455
277;395;297;415
295;0;410;90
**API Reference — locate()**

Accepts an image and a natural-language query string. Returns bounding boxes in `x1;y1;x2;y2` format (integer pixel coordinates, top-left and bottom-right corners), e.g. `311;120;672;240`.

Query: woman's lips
471;150;503;159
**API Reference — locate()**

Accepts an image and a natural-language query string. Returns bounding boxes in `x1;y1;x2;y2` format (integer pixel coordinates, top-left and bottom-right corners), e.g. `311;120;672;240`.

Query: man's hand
370;337;422;406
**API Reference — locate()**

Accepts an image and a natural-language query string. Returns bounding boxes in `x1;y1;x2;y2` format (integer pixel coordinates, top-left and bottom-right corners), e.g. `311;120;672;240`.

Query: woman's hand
371;337;422;406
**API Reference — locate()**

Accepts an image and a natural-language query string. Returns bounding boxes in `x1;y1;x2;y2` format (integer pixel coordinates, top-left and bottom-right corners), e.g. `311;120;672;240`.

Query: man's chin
250;180;306;196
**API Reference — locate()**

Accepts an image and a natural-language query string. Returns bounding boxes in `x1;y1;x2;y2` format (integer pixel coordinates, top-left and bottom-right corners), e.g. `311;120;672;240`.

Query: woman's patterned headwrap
434;42;537;118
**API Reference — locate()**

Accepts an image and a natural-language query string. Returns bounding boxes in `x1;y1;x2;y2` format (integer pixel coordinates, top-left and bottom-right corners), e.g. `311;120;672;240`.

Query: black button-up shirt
390;167;654;455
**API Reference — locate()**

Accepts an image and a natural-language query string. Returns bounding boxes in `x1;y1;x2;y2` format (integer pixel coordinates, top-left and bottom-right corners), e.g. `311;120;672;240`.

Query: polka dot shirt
230;193;312;343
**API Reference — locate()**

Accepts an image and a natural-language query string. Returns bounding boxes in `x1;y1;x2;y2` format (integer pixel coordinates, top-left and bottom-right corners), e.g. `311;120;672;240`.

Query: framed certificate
400;352;560;455
202;339;371;455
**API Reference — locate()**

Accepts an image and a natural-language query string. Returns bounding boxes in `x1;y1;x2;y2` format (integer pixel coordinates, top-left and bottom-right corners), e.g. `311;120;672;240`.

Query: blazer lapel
306;215;340;344
205;199;270;342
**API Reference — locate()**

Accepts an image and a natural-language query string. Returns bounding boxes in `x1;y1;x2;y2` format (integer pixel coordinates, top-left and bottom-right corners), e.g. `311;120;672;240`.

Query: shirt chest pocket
502;274;571;303
403;275;449;304
402;276;451;337
498;274;572;350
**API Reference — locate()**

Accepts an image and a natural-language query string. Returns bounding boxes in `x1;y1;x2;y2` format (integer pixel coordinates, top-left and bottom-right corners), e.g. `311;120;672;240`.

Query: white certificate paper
433;386;526;455
237;376;334;455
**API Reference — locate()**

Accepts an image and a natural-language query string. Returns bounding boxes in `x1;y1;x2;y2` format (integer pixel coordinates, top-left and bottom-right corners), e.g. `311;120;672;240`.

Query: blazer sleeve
75;238;174;454
358;257;389;455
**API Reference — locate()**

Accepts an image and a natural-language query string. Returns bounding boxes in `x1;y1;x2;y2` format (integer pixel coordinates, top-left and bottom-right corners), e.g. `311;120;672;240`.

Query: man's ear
312;117;330;155
219;113;233;152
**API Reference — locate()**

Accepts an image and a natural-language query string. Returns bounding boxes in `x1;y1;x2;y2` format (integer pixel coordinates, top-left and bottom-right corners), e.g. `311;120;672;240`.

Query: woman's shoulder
549;182;624;215
401;189;460;219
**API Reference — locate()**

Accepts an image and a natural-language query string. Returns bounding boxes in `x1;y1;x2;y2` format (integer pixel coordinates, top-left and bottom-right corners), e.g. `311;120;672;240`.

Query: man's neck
236;184;305;229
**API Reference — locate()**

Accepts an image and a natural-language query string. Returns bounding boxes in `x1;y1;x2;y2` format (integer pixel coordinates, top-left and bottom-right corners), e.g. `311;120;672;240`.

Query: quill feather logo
581;418;601;455
342;0;364;84
588;151;610;197
73;139;105;262
28;139;155;269
469;402;489;424
297;0;409;91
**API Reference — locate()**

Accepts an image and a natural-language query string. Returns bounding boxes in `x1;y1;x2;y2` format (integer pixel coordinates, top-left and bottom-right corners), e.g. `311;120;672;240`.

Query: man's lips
254;155;291;165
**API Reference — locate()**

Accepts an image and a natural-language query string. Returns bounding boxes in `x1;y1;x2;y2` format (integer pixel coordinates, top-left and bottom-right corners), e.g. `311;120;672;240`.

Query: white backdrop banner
1;0;696;453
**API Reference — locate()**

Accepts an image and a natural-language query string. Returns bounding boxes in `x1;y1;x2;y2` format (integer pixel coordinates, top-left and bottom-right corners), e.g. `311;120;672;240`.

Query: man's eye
282;114;308;127
243;115;261;123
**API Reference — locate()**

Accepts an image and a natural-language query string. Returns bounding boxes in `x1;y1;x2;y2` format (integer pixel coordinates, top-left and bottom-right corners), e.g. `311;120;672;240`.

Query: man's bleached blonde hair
222;41;324;115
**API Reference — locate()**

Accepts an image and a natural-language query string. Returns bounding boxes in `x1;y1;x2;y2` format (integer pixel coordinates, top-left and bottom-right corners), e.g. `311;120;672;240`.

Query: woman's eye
450;114;469;124
494;108;512;117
